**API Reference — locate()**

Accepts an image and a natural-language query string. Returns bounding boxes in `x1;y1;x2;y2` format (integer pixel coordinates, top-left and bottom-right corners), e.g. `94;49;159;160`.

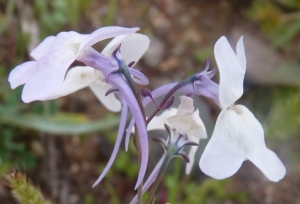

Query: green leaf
0;107;120;135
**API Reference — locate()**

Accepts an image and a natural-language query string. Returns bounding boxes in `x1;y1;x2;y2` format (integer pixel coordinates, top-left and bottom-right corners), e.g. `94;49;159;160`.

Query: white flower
199;36;286;182
149;96;207;174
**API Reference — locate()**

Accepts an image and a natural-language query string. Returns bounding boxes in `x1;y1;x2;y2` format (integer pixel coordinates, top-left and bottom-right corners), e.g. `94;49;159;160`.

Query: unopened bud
160;96;174;110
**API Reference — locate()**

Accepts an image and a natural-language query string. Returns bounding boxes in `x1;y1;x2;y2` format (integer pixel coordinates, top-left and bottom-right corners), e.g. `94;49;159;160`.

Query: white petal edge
238;104;286;181
102;33;150;65
185;135;200;175
147;108;178;131
80;27;139;52
247;147;286;182
30;36;56;60
89;80;121;112
131;108;178;133
8;61;37;89
167;109;207;140
44;66;98;100
214;36;246;109
236;36;246;72
188;109;208;139
21;49;75;103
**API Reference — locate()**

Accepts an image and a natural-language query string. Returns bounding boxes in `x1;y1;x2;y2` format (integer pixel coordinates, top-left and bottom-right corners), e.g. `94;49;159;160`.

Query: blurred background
0;0;300;203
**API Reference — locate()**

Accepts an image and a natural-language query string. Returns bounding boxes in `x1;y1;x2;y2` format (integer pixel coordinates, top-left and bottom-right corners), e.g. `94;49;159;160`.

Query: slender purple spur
92;93;128;187
78;46;149;189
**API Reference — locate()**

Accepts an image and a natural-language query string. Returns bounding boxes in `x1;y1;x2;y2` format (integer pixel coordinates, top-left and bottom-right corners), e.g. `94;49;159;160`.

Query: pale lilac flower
199;36;286;182
45;33;150;112
9;26;151;188
8;26;138;104
46;34;150;188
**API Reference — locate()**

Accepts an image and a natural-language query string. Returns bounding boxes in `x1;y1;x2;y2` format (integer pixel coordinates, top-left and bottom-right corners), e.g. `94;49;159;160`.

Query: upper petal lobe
22;49;75;102
214;36;246;109
8;61;37;89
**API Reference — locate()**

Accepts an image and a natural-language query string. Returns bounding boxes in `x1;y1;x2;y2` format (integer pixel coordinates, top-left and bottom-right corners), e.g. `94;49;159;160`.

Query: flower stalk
134;126;144;204
146;75;198;125
144;124;198;204
145;150;173;204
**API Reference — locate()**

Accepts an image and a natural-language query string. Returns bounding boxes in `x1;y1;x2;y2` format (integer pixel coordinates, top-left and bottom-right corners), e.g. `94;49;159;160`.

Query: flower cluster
9;26;286;201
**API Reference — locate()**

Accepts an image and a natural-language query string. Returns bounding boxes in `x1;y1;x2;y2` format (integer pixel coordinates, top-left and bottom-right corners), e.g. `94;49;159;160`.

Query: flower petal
201;105;286;181
189;109;207;139
8;61;37;89
175;95;194;116
130;108;178;133
80;27;140;52
235;105;285;181
89;79;122;112
50;31;88;55
167;96;207;139
185;134;201;175
21;49;75;103
101;33;150;65
236;36;246;71
147;108;178;131
44;66;98;100
199;109;245;179
214;36;246;109
30;36;56;60
77;47;114;74
93;95;128;187
247;147;286;182
194;75;220;107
